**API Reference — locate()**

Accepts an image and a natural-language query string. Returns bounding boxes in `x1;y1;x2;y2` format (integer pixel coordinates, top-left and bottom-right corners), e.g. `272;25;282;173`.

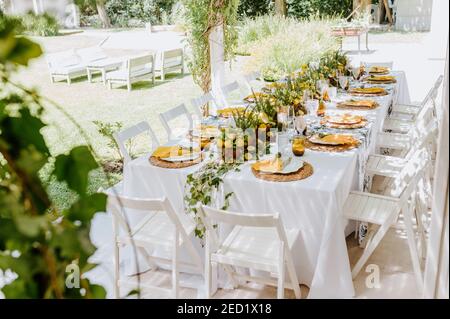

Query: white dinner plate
163;153;200;162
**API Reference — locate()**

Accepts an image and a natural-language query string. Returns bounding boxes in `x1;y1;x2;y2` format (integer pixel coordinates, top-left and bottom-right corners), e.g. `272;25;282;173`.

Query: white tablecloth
121;87;396;298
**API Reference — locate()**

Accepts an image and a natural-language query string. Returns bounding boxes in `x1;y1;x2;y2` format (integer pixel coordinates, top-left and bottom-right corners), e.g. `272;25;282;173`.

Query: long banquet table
121;72;407;298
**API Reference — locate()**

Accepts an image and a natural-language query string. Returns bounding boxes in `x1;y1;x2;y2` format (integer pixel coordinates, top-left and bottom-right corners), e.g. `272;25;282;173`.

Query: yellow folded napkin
369;66;390;74
320;134;357;145
350;87;386;94
367;75;396;82
326;114;363;125
341;99;377;108
252;155;291;173
152;146;196;159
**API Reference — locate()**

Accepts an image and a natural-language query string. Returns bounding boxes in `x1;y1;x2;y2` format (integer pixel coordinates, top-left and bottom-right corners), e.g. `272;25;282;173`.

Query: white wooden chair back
163;48;183;65
107;195;191;246
362;61;394;69
241;71;263;96
199;205;289;250
113;121;159;165
219;81;240;108
159;103;193;140
127;54;154;75
430;75;444;102
406;118;438;160
388;149;429;200
191;92;218;118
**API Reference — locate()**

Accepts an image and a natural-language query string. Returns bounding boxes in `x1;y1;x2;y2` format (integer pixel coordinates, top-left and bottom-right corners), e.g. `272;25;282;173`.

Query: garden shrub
286;0;353;19
20;12;59;36
237;0;272;18
105;0;176;27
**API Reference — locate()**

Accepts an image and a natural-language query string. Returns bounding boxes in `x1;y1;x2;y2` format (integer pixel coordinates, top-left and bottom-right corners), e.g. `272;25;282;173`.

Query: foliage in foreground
237;15;341;81
0;17;105;298
0;12;59;37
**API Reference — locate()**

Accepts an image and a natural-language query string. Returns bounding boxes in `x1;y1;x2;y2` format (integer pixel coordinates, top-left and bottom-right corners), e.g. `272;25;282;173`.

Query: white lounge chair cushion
51;64;87;75
47;50;81;68
106;67;154;81
77;47;108;64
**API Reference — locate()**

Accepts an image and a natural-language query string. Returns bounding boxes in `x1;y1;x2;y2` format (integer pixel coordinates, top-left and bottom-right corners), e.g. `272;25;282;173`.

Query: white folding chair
199;205;301;299
159;103;193;141
220;81;242;108
344;149;429;290
191;92;219;118
383;95;435;134
377;106;437;157
241;71;263;96
390;75;443;119
108;195;202;299
113;121;160;165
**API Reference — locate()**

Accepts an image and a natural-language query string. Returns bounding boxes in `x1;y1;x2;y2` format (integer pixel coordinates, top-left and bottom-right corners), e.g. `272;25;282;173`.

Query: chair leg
114;241;120;299
67;75;71;85
161;70;165;81
403;204;424;291
222;264;239;289
351;219;392;279
285;254;301;299
127;81;132;92
172;232;179;299
205;252;211;298
50;75;55;83
277;242;285;299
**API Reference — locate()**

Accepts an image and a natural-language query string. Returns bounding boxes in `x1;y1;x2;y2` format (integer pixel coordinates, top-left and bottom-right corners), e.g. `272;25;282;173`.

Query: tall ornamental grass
237;15;340;81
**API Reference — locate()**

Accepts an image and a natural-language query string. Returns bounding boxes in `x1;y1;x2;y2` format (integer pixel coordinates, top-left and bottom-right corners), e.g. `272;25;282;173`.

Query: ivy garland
183;0;240;92
184;155;240;239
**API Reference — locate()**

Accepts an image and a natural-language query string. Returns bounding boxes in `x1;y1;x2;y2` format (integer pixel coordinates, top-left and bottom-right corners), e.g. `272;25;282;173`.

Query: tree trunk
274;0;286;16
96;0;111;28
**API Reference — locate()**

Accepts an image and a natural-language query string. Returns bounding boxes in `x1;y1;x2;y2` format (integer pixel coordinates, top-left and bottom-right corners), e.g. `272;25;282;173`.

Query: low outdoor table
86;58;125;85
332;27;369;52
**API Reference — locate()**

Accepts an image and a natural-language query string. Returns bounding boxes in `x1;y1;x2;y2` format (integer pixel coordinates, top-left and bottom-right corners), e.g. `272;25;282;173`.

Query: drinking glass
292;135;306;157
306;99;319;115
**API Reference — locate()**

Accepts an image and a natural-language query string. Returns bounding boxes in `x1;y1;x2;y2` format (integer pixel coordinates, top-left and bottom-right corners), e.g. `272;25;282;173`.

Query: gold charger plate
251;162;314;182
305;135;360;152
149;155;203;169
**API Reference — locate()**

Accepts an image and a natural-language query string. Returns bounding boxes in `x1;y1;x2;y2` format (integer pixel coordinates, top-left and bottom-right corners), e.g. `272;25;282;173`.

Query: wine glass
351;67;360;81
338;75;349;92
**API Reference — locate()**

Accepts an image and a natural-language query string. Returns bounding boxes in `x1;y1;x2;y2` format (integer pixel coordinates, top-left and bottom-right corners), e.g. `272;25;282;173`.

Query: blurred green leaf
54;146;99;195
67;193;106;223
